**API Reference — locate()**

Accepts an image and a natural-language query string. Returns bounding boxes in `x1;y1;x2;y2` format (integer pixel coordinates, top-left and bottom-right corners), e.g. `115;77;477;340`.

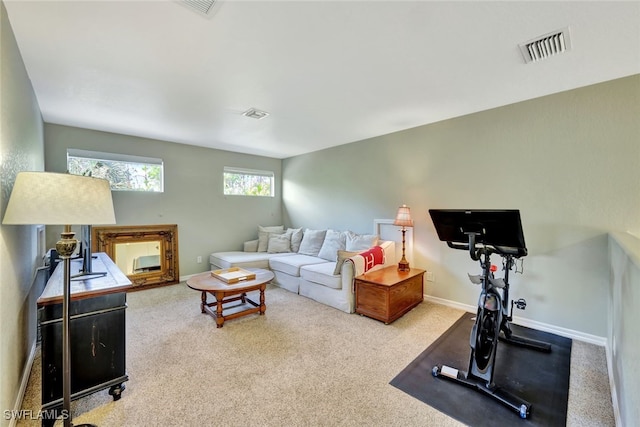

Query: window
67;149;163;192
223;167;274;197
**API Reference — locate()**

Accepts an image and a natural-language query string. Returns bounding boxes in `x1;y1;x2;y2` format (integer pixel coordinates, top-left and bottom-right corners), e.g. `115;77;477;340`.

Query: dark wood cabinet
355;266;425;324
37;252;131;416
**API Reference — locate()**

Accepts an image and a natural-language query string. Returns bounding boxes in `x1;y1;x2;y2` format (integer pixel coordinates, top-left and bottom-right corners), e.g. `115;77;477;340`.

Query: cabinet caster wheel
109;383;126;401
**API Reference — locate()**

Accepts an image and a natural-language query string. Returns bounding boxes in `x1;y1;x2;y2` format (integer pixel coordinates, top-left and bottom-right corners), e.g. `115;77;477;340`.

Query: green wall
283;74;640;338
609;233;640;426
44;124;283;277
0;2;45;424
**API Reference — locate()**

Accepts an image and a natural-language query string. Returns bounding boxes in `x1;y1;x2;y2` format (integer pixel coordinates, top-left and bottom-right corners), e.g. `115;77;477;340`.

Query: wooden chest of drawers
355;266;425;324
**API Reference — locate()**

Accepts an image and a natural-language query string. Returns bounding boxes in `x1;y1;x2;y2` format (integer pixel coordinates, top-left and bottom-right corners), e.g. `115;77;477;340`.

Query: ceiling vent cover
519;27;572;63
243;108;270;120
179;0;217;16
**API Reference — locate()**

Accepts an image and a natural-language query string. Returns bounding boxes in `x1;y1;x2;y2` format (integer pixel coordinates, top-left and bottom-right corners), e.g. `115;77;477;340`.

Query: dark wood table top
37;252;132;306
186;268;274;292
356;266;425;287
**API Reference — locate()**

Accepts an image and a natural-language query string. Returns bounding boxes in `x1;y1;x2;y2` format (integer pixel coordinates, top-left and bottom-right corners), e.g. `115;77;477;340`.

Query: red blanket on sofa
347;245;386;278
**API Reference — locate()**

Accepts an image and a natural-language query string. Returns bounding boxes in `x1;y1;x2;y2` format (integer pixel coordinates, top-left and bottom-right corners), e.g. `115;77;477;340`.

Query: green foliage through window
67;149;163;192
224;167;274;197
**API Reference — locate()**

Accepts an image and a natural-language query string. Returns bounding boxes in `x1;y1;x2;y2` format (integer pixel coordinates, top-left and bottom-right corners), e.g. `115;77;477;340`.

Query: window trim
223;166;275;197
67;149;163;166
67;148;164;192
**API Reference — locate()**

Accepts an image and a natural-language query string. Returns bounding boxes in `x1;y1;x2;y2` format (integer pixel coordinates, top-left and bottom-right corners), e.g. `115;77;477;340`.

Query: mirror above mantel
92;224;179;290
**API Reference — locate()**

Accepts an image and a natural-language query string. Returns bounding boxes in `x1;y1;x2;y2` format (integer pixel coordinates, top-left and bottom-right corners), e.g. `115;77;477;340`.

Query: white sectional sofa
209;226;396;313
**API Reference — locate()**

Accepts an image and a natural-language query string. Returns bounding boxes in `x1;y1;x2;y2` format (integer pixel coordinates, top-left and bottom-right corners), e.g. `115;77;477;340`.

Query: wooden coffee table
186;268;274;328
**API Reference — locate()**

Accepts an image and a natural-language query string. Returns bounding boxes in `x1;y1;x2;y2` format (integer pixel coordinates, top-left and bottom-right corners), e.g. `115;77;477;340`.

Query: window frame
67;148;164;193
223;166;275;197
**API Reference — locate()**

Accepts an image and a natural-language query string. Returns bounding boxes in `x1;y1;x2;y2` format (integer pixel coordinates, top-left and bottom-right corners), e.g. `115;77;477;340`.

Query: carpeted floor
17;283;615;426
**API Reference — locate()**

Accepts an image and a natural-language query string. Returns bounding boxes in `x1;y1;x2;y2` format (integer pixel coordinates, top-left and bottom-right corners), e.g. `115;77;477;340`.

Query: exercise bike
428;209;551;420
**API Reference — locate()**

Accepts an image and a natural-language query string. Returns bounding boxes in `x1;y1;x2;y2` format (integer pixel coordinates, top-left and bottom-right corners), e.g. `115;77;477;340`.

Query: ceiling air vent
519;27;572;63
242;108;270;120
178;0;217;17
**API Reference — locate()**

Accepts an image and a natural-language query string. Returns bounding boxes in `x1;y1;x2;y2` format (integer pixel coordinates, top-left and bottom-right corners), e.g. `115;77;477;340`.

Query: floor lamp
393;204;414;271
3;172;115;427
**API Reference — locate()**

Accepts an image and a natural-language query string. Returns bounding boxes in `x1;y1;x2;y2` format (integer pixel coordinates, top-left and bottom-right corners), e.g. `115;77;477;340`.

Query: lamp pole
398;226;409;271
56;226;78;427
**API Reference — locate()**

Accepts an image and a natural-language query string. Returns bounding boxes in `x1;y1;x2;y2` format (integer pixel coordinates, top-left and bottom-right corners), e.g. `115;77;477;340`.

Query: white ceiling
5;1;640;159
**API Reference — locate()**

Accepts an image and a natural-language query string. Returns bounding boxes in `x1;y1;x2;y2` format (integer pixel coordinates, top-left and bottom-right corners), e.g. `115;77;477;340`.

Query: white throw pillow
267;234;291;253
258;225;285;252
317;230;346;261
287;228;304;253
297;229;327;256
345;231;379;251
333;250;360;275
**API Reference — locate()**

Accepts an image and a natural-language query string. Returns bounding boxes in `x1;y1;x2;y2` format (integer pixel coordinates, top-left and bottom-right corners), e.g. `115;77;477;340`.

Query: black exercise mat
390;312;572;426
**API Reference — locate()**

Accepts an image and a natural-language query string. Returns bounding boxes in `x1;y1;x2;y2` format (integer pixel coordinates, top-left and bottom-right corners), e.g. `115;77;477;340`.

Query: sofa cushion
258;225;285;252
209;251;294;270
243;239;259;252
267;234;291;253
269;254;329;277
300;263;342;290
333;250;360;275
346;231;379;251
317;229;346;261
287;228;304;252
297;229;326;256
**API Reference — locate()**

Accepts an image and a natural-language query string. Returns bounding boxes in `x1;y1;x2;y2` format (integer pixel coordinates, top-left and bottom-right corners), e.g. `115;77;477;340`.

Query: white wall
283;74;640;338
0;2;45;424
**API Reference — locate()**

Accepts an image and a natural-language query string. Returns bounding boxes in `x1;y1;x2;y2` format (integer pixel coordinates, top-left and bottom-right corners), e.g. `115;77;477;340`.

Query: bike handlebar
446;241;527;258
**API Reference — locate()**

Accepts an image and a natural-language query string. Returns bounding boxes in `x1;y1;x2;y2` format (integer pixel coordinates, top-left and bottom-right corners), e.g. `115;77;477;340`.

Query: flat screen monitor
71;225;106;280
428;209;527;250
80;224;92;273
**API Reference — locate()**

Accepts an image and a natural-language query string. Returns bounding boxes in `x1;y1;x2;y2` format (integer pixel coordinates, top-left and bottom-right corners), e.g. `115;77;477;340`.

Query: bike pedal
514;298;527;310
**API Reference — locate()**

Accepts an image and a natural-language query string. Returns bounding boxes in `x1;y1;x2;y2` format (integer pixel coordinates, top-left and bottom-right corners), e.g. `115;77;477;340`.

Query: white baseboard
11;341;37;427
179;273;199;282
424;294;607;346
425;295;475;315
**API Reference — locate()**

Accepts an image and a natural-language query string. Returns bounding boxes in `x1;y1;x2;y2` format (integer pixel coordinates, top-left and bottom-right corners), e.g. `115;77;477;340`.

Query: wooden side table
355;266;425;324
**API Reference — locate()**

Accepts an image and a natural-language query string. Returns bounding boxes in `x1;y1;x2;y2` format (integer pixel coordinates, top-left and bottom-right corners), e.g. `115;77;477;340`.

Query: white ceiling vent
243;108;270;120
519;27;572;63
178;0;217;17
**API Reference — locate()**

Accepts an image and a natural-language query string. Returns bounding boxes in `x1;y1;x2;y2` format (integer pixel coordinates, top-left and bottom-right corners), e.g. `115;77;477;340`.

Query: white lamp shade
393;204;414;227
2;172;116;225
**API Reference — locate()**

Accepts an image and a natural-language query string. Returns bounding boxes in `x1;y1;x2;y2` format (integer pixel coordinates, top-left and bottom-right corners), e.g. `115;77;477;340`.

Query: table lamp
3;172;115;427
393;204;414;271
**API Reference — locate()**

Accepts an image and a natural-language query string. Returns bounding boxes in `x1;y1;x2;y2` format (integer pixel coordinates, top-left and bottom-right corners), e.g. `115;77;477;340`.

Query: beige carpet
18;283;614;426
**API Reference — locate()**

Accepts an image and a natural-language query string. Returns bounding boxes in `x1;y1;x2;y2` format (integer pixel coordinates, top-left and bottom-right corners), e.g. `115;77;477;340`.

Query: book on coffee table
211;267;256;284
